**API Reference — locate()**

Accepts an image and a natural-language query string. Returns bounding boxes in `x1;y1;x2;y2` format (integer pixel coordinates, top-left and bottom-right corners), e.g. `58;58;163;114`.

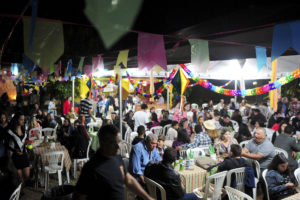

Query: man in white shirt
166;121;179;140
216;99;224;111
133;103;149;131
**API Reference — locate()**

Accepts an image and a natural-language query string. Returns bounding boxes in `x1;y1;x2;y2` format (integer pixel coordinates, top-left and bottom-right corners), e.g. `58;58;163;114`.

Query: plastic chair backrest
130;132;138;144
179;149;187;159
150;126;163;136
119;141;131;158
29;127;41;140
274;147;288;159
198;146;210;154
41;128;55;137
9;183;22;200
230;120;239;132
244;158;261;179
42;151;64;171
239;140;250;148
188;148;206;158
124;127;132;143
294;168;300;186
144;177;167;200
86;140;92;159
225;186;253;200
191;103;199;110
262;169;270;200
226;167;246;192
205;171;227;200
163;124;172;136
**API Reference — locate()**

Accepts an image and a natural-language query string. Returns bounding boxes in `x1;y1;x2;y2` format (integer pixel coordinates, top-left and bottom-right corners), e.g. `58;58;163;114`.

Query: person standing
73;125;154;200
80;92;96;124
132;103;149;131
48;96;57;117
63;96;72;116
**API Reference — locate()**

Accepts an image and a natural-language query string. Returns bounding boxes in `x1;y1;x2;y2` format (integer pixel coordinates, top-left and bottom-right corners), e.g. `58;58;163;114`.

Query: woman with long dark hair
124;110;134;131
147;112;160;130
71;125;90;159
266;154;298;200
7;112;30;184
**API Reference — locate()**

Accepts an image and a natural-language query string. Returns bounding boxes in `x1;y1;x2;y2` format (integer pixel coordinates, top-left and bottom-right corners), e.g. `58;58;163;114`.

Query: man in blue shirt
129;134;162;184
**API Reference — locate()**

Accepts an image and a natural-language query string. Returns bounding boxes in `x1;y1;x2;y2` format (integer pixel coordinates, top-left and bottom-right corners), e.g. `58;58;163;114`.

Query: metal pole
234;79;237;103
167;72;170;110
119;72;122;136
72;76;75;108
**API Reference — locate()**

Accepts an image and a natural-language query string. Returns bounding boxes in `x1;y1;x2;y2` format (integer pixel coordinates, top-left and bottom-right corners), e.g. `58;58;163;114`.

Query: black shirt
75;151;127;200
132;137;144;146
160;120;172;127
218;157;249;172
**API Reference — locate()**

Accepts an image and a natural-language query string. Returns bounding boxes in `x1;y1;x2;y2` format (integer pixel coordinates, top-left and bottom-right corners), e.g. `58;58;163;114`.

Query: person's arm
131;146;143;178
241;148;264;160
266;172;292;195
88;108;96;122
291;137;300;152
125;173;154;200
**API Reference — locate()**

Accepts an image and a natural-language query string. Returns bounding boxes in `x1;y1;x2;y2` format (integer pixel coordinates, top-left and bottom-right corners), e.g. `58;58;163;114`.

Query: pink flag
92;54;104;72
138;33;167;71
57;60;62;75
84;65;93;76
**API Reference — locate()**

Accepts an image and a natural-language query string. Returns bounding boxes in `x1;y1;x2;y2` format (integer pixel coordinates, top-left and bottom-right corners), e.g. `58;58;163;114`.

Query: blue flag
255;46;267;72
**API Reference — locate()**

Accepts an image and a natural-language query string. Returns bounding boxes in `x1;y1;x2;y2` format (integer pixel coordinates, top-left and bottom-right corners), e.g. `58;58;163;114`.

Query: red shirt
63;100;72;115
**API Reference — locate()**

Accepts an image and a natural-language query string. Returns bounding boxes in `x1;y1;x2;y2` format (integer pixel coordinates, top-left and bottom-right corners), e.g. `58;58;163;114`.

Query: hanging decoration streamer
179;64;300;96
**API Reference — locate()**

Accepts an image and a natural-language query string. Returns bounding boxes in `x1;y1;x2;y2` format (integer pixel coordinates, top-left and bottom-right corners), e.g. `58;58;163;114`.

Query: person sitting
218;144;250;172
179;118;193;136
71;125;90;159
274;125;300;170
29;103;40;117
271;121;288;144
145;147;198;200
28;116;41;139
266;154;298;200
129;134;161;184
159;111;172;127
242;127;275;172
292;112;300;132
215;128;238;159
157;135;167;158
172;128;191;159
271;117;284;131
203;120;219;144
67;107;77;120
147;112;160;130
63;96;72;116
250;109;267;126
58;118;73;152
132;125;146;146
211;110;222;129
220;104;229;117
182;124;212;149
197;116;205;133
73;125;154;200
220;115;234;131
235;122;252;143
166;121;179;140
42;113;57;129
267;112;281;128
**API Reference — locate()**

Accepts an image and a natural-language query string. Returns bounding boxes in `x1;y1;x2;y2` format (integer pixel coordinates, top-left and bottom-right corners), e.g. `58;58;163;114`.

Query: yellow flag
122;79;130;100
116;50;129;67
179;68;190;95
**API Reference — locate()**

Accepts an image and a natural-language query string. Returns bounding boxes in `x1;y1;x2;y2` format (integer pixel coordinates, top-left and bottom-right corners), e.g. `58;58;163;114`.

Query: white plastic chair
41;127;56;137
194;170;227;200
225;186;253;200
262;169;270;200
130;132;138;144
73;140;92;179
119;141;131;158
198;146;210;154
162;124;171;136
191;103;199;110
230;120;239;132
28;127;41;140
187;147;206;158
294;168;300;186
144;177;166;200
9;183;22;200
243;158;260;200
150;126;163;136
274;147;288;159
124;127;132;143
226;167;246;192
239;140;250;148
179;149;187;159
41;151;64;190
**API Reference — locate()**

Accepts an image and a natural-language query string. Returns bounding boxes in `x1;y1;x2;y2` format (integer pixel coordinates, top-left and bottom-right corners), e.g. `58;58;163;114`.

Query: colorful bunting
138;32;167;71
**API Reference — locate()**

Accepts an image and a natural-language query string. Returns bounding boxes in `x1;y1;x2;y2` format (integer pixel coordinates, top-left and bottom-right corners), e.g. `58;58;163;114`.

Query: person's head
37;109;42;115
279;121;288;133
64;118;71;127
223;115;231;123
162;147;177;164
150;107;155;113
179;118;189;128
157;135;165;149
275;117;284;124
254;120;266;128
46;113;52;121
282;97;288;104
194;124;202;134
145;134;158;151
111;112;117;121
98;125;121;157
74;120;80;129
214;110;220;120
34;103;39;110
50;96;56;102
0;113;8;124
223;104;228;110
162;112;169;121
254;127;267;143
151;112;158;122
274;112;281;118
10;112;25;131
183;103;191;112
253;109;260;115
68;96;72;102
219;127;231;142
171;121;179;130
30;116;37;127
42;109;48;116
229;144;242;157
137;125;146;136
208;100;213;106
220;99;224;103
284;125;295;136
198;116;204;125
177;129;189;143
268;153;289;173
141;103;148;110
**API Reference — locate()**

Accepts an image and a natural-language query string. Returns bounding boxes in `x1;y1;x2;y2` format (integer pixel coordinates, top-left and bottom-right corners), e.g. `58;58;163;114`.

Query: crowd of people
0;89;300;199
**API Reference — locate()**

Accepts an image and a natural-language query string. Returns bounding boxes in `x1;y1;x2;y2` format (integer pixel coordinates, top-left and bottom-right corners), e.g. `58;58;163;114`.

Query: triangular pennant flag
84;65;93;76
238;59;246;68
138;32;167;71
84;0;142;48
171;70;181;94
189;39;210;73
255;46;267;72
92;55;104;72
114;65;121;82
23;54;36;73
67;59;73;75
116;49;129;68
78;57;84;73
57;60;62;75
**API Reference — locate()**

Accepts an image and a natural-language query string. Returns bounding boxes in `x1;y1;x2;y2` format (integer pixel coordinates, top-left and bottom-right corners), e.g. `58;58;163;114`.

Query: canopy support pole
119;73;122;136
72;76;75;108
234;79;237;103
167;72;170;110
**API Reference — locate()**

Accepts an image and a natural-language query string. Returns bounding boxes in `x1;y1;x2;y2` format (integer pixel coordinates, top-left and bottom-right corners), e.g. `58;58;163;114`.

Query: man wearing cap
241;127;275;172
203;120;219;142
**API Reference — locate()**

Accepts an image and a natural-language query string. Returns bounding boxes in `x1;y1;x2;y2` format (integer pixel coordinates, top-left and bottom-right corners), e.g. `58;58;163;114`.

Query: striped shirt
80;98;92;119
